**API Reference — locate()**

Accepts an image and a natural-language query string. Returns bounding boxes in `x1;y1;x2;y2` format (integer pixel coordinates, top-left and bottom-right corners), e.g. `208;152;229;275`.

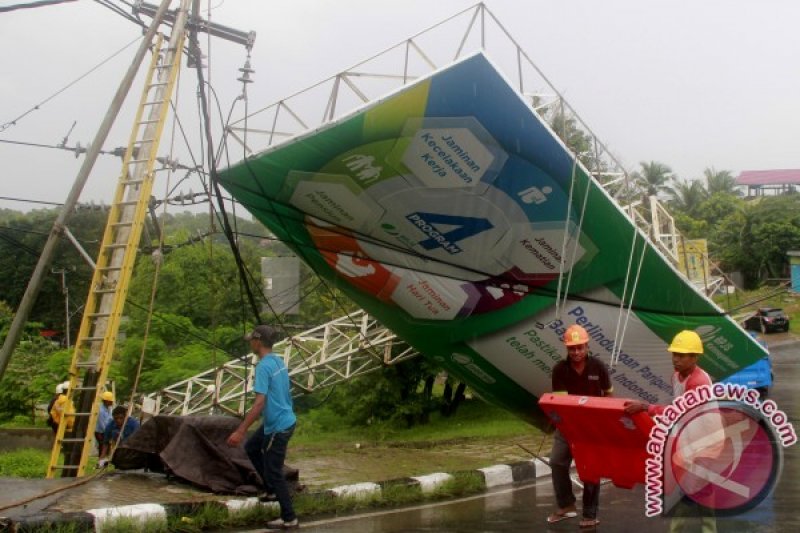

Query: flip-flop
546;510;578;523
579;518;600;528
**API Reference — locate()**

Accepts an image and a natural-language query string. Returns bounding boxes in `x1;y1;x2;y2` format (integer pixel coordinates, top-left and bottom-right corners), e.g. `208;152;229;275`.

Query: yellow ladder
47;30;186;478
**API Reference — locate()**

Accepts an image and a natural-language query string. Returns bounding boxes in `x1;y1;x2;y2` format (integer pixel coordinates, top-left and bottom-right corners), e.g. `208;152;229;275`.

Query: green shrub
0;448;49;478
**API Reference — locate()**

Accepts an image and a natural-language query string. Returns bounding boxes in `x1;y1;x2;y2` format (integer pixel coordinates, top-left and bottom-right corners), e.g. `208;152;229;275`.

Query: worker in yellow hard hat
95;390;115;454
547;324;612;529
625;331;720;530
624;330;711;416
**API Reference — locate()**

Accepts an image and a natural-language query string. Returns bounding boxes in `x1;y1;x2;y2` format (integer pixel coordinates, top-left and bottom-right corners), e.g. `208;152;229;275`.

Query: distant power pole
52;267;72;347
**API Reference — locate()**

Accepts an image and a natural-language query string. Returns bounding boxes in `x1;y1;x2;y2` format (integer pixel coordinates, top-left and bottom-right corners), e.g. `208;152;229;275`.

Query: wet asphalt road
235;340;800;532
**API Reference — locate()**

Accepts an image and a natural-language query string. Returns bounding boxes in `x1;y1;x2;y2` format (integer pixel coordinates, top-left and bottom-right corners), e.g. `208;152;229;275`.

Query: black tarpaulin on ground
112;415;299;495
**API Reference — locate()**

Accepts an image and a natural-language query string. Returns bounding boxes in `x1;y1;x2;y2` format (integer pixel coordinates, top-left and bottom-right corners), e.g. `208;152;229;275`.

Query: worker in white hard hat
46;383;64;434
48;381;74;435
95;390;115;453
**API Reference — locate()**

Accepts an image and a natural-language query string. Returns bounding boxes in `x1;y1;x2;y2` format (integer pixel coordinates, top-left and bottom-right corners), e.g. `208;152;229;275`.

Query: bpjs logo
403;211;493;255
693;325;735;356
645;384;796;517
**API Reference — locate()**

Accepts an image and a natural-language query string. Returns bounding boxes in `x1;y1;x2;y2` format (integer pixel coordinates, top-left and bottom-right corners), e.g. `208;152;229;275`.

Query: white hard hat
55;384;64;394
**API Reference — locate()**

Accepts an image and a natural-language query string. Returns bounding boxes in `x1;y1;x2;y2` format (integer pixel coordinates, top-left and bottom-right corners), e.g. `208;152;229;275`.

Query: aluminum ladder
46;26;187;477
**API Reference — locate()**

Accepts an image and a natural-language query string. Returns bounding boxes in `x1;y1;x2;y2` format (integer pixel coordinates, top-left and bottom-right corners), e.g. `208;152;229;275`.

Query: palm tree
632;161;674;197
667;178;708;217
703;167;741;196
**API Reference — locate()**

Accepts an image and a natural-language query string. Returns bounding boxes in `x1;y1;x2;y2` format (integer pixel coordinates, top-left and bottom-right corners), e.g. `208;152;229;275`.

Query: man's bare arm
226;394;266;446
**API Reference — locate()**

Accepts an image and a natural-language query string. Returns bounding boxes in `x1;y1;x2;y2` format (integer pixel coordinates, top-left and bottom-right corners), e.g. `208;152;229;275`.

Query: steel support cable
613;238;648;366
190;35;262;325
0;35;142;133
556;155;592;320
609;228;639;366
552;123;578;322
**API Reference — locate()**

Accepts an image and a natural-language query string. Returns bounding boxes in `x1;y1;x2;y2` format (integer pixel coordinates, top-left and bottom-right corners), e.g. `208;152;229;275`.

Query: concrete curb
4;458;551;531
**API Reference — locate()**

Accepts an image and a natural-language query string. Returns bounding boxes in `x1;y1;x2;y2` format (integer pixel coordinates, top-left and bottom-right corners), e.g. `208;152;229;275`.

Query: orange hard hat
563;324;590;346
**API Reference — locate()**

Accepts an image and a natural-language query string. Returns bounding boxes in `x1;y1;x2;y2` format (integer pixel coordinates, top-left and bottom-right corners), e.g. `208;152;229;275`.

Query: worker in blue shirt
98;405;140;468
95;391;114;453
227;324;298;530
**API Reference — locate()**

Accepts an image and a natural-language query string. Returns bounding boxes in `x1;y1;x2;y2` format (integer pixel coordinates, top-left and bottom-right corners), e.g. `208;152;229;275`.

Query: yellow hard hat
101;391;115;402
563;325;590;347
668;330;703;355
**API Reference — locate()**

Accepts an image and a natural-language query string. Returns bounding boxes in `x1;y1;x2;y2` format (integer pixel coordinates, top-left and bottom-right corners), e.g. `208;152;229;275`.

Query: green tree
703;167;741;196
696;193;745;229
667;178;707;218
712;195;800;286
319;355;446;428
0;207;106;339
0;302;64;421
632;161;674;197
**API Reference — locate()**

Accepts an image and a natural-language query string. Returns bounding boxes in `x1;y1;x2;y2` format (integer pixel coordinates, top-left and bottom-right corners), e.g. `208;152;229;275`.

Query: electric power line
0;0;76;13
0;35;142;132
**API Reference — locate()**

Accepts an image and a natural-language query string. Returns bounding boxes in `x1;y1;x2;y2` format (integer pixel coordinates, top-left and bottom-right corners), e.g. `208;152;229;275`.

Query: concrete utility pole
51;267;72;347
0;0;174;381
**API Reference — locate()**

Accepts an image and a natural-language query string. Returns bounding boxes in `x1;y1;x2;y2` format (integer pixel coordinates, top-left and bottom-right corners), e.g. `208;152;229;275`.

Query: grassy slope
0;400;540;480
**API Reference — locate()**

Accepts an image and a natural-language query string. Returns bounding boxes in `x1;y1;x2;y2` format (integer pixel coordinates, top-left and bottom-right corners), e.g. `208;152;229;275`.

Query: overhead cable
190;33;262;324
0;35;142;132
0;0;76;13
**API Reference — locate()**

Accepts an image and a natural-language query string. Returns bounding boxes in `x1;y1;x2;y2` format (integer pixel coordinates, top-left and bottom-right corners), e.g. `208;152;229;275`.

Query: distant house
736;169;800;197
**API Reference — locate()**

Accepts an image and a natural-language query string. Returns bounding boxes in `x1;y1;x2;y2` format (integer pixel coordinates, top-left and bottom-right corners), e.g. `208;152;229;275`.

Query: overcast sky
1;0;798;213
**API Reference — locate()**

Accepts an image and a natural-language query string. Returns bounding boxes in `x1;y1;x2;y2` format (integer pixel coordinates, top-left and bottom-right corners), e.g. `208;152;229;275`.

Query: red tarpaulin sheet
539;393;654;488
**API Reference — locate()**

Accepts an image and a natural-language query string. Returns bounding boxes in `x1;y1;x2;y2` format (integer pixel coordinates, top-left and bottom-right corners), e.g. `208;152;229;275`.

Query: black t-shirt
551;356;612;397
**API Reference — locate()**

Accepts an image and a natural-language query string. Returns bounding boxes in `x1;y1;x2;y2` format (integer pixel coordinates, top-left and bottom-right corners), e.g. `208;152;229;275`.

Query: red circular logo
667;402;781;514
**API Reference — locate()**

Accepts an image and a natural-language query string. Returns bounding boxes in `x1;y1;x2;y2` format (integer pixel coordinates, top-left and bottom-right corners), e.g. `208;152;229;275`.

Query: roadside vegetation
0;398;536;480
33;472;487;533
715;286;800;334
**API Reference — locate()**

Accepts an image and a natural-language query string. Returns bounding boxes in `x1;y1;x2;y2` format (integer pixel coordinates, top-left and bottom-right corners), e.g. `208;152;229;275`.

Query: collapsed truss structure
145;3;729;416
141;310;418;415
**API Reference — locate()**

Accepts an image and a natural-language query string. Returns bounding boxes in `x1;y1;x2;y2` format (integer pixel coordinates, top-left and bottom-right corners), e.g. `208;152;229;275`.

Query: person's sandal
546;508;578;523
579;517;600;528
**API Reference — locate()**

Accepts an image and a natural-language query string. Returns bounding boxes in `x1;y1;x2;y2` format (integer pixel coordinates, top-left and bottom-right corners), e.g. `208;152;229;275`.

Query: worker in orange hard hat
547;324;612;529
95;390;115;454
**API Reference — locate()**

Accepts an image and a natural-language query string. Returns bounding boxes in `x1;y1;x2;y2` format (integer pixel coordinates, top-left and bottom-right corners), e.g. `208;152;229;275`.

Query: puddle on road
291;435;551;488
50;472;222;512
6;436;551;512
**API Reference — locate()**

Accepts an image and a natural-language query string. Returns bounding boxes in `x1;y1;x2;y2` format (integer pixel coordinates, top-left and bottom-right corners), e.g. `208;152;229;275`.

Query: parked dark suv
743;307;790;334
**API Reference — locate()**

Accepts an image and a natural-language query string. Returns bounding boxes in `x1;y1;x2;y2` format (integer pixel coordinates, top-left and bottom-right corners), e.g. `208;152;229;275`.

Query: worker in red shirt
547;324;613;528
624;330;712;416
625;330;720;532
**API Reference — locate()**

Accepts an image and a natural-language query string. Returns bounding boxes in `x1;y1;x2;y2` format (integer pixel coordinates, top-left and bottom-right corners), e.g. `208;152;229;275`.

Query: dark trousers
245;426;270;491
95;432;105;454
245;424;296;522
549;429;600;519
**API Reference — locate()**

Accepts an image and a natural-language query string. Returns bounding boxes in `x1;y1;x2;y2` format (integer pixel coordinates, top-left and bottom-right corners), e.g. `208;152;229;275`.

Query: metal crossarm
47;4;190;477
141;310;419;416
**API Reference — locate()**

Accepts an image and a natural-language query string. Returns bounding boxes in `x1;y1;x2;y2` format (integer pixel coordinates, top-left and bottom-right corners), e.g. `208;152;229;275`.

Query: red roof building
736;169;800;196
